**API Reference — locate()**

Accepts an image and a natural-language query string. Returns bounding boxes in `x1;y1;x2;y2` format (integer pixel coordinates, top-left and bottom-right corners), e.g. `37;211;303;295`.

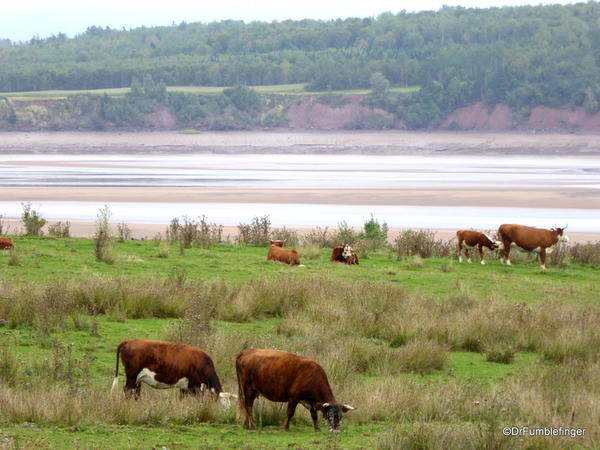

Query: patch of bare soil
442;102;512;129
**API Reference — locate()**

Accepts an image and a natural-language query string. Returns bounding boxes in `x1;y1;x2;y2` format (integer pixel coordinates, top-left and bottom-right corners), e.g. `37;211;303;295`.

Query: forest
1;3;600;128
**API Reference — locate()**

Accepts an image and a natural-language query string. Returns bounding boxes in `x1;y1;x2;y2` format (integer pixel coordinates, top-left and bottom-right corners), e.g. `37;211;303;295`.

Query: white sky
1;0;578;43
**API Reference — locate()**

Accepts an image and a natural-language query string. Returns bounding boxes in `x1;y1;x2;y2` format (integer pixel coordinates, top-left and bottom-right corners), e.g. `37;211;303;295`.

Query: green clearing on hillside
1;84;419;101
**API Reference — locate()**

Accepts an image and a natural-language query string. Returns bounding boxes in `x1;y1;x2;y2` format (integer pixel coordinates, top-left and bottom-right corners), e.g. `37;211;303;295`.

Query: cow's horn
563;224;568;230
322;403;330;408
343;404;356;411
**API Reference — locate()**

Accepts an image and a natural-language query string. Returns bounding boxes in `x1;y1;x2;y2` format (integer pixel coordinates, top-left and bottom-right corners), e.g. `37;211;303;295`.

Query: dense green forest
1;3;600;128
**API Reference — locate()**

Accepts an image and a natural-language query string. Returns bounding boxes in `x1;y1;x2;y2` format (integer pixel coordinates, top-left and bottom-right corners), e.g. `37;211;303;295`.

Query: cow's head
552;226;569;243
269;240;285;247
342;245;354;260
316;402;355;433
483;234;499;251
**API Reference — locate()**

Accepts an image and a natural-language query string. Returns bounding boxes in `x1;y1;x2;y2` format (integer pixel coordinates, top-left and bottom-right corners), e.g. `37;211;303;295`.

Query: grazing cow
498;224;569;270
456;230;499;265
236;349;355;433
111;339;236;407
267;240;301;266
0;237;14;250
330;245;359;265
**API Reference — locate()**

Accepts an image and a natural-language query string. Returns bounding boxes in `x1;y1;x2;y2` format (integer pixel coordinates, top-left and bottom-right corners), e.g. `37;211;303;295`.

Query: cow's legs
243;390;258;430
457;240;463;263
539;248;547;270
500;239;512;265
464;248;472;263
282;400;298;431
309;406;321;432
125;375;141;399
478;245;485;265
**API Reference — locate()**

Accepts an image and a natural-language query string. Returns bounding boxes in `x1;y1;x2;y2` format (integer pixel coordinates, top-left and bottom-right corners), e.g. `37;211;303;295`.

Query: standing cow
498;224;569;269
236;348;355;433
456;230;499;265
267;240;301;266
111;339;236;407
0;237;14;250
331;245;359;265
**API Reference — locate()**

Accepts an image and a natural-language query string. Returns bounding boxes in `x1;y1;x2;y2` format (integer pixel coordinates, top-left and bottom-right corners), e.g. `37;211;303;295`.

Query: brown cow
456;230;499;265
236;348;355;433
111;339;236;407
0;237;14;250
330;245;359;265
498;224;569;270
267;240;301;266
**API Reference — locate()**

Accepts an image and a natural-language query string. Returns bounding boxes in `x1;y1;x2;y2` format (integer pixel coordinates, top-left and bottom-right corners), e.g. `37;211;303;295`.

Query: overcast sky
1;0;577;42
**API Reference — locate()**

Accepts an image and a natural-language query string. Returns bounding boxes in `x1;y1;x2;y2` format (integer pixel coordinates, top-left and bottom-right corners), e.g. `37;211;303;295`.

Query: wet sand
2;130;600;155
1;187;598;210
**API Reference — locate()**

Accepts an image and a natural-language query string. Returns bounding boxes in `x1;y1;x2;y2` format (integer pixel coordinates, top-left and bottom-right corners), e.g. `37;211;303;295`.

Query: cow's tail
111;342;124;397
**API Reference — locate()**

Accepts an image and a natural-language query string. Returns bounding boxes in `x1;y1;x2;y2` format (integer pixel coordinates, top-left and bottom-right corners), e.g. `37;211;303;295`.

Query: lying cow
267;240;301;266
236;348;355;433
111;339;236;407
0;237;14;250
498;224;569;270
456;230;499;265
331;245;359;265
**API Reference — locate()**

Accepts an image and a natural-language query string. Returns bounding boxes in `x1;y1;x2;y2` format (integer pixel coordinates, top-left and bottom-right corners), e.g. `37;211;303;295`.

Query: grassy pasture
0;84;420;101
0;235;599;449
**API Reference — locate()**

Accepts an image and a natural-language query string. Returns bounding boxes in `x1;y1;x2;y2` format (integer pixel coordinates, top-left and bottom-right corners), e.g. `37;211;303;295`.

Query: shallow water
1;154;599;190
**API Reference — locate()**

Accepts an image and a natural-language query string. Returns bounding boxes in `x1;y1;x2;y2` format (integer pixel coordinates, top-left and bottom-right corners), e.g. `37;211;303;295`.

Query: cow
498;224;569;270
267;240;301;266
456;230;499;265
330;245;359;265
0;237;14;250
236;348;355;434
110;339;236;408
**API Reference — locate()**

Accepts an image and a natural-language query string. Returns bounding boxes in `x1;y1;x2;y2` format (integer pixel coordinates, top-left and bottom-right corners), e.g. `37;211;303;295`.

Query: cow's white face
342;245;353;259
559;234;569;243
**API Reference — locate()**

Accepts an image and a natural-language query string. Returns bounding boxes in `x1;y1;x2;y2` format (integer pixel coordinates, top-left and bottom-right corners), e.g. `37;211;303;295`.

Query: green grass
1;236;596;303
0;84;420;101
1;235;598;448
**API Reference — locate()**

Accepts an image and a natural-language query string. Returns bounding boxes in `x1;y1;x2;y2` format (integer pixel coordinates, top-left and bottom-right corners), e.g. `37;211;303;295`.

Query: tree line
2;3;600;127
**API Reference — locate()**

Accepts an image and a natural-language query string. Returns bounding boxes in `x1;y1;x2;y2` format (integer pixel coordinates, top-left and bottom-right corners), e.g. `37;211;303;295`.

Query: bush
237;215;271;245
270;227;300;247
394;229;451;259
332;221;358;246
21;202;46;236
116;222;132;242
93;205;113;264
302;226;334;248
47;221;71;238
569;242;600;265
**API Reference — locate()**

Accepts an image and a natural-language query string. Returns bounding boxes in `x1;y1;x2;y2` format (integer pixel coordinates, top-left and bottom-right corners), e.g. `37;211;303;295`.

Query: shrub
21;202;46;236
302;226;334;248
116;222;132;242
47;221;71;238
270;227;300;247
332;221;358;246
7;248;20;266
569;242;600;265
93;205;114;264
394;229;451;259
237;215;271;245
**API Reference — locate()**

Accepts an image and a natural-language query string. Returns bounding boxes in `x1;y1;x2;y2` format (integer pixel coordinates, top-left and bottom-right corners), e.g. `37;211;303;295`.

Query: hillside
2;3;600;129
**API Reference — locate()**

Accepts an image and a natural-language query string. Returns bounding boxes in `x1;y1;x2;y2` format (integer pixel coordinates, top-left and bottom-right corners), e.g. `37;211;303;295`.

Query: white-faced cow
498;224;569;270
111;339;236;407
267;240;302;266
331;245;359;265
456;230;499;265
236;348;355;434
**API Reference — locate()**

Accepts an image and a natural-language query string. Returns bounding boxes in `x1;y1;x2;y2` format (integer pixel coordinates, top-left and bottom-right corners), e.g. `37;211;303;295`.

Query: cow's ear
341;404;356;412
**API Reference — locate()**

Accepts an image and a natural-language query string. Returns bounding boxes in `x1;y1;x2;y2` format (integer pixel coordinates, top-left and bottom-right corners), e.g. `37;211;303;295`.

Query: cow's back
0;238;14;250
499;224;553;250
267;246;300;265
120;339;222;391
236;349;331;402
456;230;481;246
331;246;344;262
